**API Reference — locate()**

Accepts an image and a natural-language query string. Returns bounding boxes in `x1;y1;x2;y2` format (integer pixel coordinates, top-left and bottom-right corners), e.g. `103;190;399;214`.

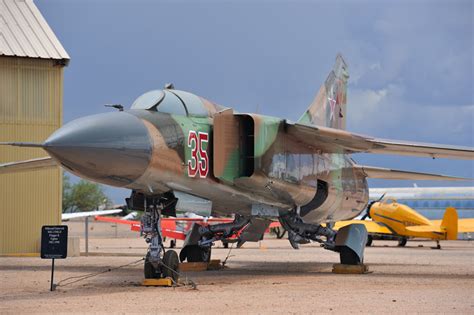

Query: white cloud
347;84;473;146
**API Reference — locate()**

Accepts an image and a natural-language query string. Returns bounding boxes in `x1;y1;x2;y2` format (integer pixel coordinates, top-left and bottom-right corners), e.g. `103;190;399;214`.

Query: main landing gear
432;240;441;250
179;214;250;263
397;237;407;247
279;212;368;265
141;202;179;282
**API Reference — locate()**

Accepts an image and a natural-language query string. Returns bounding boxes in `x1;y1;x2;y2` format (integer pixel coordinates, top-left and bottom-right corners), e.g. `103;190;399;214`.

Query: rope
222;242;235;267
55;256;198;290
57;258;144;287
159;260;198;290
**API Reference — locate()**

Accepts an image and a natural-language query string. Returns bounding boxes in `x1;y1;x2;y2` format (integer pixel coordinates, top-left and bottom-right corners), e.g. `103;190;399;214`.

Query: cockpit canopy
130;89;216;117
131;90;164;110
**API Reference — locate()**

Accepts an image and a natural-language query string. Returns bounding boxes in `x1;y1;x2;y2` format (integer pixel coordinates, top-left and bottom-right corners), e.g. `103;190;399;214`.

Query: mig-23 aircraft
1;55;473;279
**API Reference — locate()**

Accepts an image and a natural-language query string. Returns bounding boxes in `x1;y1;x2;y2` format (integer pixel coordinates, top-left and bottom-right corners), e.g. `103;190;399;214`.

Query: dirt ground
1;221;473;314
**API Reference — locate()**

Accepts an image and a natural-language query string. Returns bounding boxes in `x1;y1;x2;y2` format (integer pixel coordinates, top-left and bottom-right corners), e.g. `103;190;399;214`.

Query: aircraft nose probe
43;111;152;187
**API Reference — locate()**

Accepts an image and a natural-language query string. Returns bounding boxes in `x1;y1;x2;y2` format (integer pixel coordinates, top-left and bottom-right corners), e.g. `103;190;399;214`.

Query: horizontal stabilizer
0;157;57;174
405;225;443;233
355;165;468;181
432;218;474;233
285;122;474;160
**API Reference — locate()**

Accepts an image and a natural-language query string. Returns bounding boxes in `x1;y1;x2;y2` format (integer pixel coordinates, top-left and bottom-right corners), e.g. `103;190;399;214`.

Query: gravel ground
1;221;473;314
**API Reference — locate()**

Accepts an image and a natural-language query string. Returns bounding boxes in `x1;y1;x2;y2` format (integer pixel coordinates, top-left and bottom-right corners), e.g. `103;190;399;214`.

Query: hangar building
0;0;69;254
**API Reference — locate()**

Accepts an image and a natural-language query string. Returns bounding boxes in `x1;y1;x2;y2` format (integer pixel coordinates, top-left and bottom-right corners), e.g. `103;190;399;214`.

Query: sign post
41;225;68;291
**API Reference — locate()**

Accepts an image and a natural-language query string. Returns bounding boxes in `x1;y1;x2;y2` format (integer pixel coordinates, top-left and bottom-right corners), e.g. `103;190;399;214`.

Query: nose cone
45;112;151;187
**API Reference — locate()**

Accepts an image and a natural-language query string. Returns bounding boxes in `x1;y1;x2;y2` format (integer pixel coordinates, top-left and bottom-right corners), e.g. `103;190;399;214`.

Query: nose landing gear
141;202;179;282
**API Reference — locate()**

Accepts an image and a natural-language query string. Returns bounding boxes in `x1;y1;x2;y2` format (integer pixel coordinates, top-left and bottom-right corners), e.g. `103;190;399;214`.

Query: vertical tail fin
441;207;458;240
298;54;349;129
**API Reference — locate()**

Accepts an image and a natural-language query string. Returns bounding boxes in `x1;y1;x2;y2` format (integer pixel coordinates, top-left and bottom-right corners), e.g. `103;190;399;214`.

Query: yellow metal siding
0;56;63;254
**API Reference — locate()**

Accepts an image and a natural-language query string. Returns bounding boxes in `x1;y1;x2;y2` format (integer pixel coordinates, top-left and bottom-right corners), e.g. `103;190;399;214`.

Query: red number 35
187;131;209;178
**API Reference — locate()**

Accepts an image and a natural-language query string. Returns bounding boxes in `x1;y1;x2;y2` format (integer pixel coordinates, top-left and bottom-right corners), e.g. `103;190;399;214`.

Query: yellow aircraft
334;197;474;249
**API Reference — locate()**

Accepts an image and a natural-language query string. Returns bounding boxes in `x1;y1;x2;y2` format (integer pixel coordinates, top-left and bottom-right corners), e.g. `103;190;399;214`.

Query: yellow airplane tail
441;207;458;240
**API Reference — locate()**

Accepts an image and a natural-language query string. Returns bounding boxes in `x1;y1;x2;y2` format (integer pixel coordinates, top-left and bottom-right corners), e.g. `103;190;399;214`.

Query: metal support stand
50;258;55;291
85;216;89;256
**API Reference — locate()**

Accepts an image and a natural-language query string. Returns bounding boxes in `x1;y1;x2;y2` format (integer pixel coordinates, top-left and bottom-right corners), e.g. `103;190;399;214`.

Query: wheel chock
142;278;173;287
332;263;370;274
179;259;223;272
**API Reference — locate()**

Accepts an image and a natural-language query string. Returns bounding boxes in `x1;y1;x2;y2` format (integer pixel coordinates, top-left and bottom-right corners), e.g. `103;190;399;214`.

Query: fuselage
369;200;448;239
369;187;474;219
43;89;369;224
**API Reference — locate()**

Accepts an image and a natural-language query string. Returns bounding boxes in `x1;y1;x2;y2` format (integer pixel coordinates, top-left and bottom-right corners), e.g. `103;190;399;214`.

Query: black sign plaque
41;225;68;259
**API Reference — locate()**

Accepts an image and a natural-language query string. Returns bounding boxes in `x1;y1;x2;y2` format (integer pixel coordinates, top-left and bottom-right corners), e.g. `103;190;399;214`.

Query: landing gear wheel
162;250;179;282
180;245;211;263
339;247;361;265
397;237;407;247
144;252;162;279
222;240;229;249
366;235;373;247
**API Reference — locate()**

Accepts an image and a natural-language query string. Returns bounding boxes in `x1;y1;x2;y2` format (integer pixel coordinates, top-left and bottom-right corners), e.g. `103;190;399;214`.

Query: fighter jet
1;55;473;279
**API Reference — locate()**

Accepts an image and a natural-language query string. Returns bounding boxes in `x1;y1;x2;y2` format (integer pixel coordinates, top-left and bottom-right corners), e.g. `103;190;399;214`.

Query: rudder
441;207;458;240
298;54;349;129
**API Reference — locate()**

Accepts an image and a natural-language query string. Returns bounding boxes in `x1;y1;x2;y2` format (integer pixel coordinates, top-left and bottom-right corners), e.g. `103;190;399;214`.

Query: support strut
279;212;336;250
141;198;180;280
180;214;250;263
279;212;368;265
141;202;164;277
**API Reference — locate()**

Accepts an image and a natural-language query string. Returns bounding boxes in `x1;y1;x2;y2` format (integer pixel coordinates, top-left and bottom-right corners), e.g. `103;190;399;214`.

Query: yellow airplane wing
431;218;474;233
405;225;443;233
331;220;393;235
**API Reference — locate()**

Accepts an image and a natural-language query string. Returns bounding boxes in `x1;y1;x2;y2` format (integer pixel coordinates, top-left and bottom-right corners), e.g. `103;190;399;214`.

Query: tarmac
1;221;473;314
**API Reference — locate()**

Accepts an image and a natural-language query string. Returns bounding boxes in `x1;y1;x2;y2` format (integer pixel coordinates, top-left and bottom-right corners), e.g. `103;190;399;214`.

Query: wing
331;220;393;235
431;218;474;233
355;165;468;181
404;225;443;233
286;122;474;159
0;157;57;174
62;209;122;220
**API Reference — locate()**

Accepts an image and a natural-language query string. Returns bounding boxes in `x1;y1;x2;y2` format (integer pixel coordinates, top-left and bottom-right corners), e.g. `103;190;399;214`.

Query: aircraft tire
222;240;229;249
144;252;162;279
185;245;211;263
339;247;361;265
162;250;179;282
397;237;407;247
366;235;373;247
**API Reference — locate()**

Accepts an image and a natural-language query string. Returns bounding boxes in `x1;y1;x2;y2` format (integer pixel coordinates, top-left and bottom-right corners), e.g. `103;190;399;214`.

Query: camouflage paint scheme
100;55;366;224
7;55;470;227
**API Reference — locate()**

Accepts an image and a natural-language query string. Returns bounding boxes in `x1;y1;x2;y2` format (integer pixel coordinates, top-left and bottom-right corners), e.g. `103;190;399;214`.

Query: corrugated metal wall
0;56;63;254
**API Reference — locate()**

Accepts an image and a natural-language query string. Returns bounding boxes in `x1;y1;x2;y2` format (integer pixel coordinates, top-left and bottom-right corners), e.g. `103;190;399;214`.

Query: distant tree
62;173;74;213
62;173;110;213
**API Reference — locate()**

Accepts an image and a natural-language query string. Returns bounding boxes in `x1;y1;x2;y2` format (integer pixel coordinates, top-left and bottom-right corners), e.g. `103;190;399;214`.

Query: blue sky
36;0;473;203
